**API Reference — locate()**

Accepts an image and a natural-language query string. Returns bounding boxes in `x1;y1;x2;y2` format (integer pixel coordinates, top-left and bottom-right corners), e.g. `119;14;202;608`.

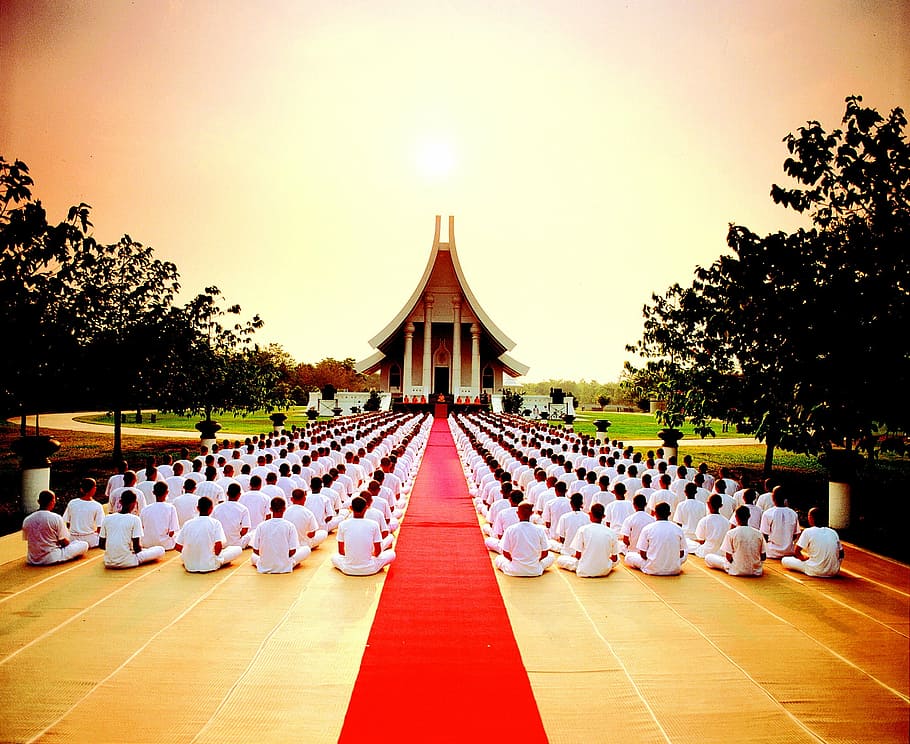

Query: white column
452;297;462;397
470;323;481;393
422;295;434;393
403;322;414;395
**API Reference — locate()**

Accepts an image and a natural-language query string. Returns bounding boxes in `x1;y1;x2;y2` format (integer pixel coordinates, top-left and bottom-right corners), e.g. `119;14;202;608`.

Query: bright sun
414;137;457;181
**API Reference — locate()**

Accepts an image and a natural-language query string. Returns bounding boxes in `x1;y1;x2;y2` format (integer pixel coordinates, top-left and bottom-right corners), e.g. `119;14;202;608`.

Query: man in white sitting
705;505;766;577
331;496;396;576
556;503;618;577
494;502;555;577
23;490;89;565
63;478;105;548
692;494;730;558
285;488;328;550
781;507;844;577
139;481;180;551
250;496;310;573
619;494;654;556
549;493;590;556
760;486;801;559
212;483;252;549
625;501;687;576
175;496;242;573
99;491;166;569
484;490;523;554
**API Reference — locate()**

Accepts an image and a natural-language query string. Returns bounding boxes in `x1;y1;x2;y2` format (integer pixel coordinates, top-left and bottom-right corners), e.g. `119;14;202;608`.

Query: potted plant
269;412;287;430
306;407;318;421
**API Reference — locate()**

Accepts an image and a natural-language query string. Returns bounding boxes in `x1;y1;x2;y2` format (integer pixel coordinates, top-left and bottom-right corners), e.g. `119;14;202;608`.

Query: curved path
13;412;760;448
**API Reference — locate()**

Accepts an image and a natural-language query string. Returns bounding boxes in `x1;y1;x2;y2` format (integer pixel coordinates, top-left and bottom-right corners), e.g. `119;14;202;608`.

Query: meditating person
760;486;801;559
705;505;766;576
99;490;166;569
484;490;524;554
175;496;242;572
250;496;311;573
550;493;590;555
63;478;105;548
781;507;844;577
212;483;252;549
139;481;180;550
556;503;618;577
108;470;145;515
23;490;89;565
332;495;396;576
494;502;555;577
285;488;328;550
619;494;654;556
624;501;687;575
673;482;708;543
692;494;730;558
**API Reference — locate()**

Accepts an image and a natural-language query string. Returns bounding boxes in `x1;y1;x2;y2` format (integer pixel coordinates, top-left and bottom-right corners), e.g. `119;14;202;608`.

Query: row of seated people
451;412;843;580
22;413;433;576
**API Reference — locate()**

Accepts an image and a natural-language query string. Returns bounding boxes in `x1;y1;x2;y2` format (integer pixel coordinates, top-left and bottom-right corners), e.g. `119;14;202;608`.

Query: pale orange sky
2;0;907;382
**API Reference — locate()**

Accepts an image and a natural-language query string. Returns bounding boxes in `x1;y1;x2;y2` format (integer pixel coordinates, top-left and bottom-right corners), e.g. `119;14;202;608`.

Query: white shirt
499;521;549;576
720;525;765;576
621;510;654;551
100;513;144;568
555;510;591;554
604;499;634;529
251;517;300;573
793;526;842;576
177;515;227;572
336;517;382;573
760;506;800;558
695;513;730;558
635;519;687;575
22;510;70;564
674;498;708;540
139;501;179;550
212;500;252;547
570;522;618;577
284;504;318;542
63;498;105;538
239;491;270;529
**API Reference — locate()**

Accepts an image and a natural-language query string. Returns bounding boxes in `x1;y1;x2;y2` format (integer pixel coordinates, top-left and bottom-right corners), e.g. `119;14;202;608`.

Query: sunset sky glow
2;0;907;382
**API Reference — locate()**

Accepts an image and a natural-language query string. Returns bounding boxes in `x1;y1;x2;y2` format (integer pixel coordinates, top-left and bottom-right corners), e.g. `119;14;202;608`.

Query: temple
356;216;528;406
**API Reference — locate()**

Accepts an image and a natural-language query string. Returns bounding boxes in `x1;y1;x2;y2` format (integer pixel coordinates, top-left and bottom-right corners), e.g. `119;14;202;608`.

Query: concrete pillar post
452;296;462;397
403;322;414;394
470;323;481;393
422;295;434;393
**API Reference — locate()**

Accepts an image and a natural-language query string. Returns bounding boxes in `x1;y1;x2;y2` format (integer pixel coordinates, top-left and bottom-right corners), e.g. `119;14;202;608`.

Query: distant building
356;216;528;402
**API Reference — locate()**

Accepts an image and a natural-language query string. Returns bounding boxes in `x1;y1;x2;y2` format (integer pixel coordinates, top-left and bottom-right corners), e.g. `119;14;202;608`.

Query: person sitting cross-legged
250;496;311;574
99;490;166;569
624;501;687;576
62;478;105;549
175;496;243;573
781;507;844;578
331;495;396;576
556;502;618;577
23;490;90;566
494;502;555;577
705;505;766;577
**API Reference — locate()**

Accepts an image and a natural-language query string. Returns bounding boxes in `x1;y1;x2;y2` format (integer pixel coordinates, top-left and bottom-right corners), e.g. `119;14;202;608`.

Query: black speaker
551;388;565;404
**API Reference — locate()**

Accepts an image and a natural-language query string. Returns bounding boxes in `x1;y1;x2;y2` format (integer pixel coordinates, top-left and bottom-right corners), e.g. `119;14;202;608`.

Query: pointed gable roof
356;216;528;376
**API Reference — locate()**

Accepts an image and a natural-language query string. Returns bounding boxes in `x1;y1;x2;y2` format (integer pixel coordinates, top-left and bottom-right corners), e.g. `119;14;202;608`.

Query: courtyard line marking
555;568;673;744
624;565;828;743
188;567;315;744
0;553;106;605
25;558;250;744
687;559;910;704
0;553;181;667
767;565;910;637
838;568;910;598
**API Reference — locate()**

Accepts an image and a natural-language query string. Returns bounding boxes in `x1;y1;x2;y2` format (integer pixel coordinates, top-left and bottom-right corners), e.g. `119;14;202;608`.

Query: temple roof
356;216;528;377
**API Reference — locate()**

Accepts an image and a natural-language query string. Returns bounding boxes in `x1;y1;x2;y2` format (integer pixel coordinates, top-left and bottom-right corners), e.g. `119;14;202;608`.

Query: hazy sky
2;0;907;383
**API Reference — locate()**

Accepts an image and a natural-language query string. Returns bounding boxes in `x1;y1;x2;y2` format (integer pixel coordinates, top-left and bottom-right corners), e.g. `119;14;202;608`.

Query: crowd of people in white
22;412;434;576
452;413;844;580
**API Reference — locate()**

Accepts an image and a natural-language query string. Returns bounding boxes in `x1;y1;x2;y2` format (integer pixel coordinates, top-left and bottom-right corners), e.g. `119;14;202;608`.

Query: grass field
564;410;751;441
76;407;326;435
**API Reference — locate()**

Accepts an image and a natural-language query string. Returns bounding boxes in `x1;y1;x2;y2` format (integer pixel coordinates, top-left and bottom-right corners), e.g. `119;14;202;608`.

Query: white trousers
30;540;90;565
331;550;396;576
493;553;555;577
307;529;328;549
70;532;100;549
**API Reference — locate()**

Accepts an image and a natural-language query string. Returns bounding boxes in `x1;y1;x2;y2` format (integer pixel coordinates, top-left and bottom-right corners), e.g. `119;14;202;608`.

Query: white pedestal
828;481;851;530
200;438;217;451
21;467;51;515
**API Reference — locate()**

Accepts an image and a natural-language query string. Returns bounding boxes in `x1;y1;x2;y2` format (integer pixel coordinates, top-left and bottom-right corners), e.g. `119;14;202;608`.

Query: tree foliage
626;96;909;473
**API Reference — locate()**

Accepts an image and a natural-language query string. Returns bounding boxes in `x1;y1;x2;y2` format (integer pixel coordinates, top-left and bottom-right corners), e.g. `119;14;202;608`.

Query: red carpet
338;419;548;743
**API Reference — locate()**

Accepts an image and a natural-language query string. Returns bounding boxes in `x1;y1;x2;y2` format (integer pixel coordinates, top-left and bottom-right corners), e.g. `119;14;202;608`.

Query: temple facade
356;216;528;402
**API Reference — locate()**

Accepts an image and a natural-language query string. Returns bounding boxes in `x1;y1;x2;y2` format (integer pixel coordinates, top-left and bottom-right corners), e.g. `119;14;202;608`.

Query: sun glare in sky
414;137;457;182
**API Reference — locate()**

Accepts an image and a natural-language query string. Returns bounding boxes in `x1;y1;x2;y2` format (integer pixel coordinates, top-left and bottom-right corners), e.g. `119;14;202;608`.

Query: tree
501;387;524;414
156;287;289;426
0;157;92;429
627;96;909;474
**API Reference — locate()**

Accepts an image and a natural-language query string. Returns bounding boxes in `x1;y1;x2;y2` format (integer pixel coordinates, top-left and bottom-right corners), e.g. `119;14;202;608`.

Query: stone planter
195;419;222;450
819;450;861;530
12;435;61;515
657;428;684;461
269;412;287;431
593;419;611;440
306;409;318;421
332;407;343;417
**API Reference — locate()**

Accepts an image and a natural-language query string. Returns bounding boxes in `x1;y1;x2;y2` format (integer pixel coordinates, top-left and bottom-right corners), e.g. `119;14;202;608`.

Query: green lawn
76;408;327;435
564;410;752;441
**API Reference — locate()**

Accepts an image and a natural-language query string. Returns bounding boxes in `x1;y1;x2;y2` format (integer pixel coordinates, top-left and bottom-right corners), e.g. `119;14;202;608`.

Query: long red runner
338;419;548;742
